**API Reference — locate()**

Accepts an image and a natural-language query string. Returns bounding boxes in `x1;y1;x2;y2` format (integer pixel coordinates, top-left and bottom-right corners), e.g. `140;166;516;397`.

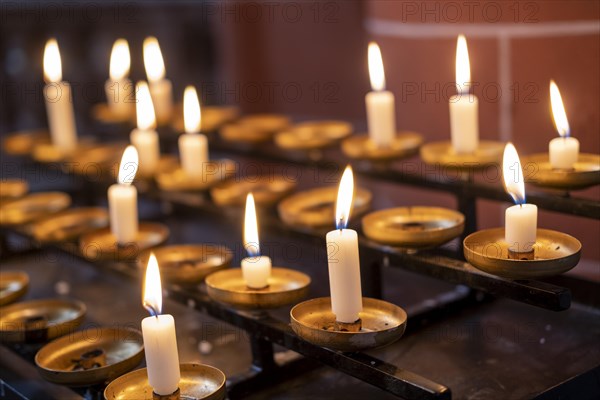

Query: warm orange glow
117;145;138;185
135;81;156;130
502;143;526;204
368;42;386;91
335;165;354;229
43;38;62;83
244;193;260;257
143;36;166;82
549;80;571;138
143;253;162;316
183;86;201;134
455;35;471;94
110;39;130;81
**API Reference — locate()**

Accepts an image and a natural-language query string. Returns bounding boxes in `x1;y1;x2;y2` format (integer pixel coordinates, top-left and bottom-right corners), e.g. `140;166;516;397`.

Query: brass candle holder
137;244;233;285
520;153;600;190
156;159;237;192
32;139;98;164
341;132;423;161
463;228;582;279
290;297;407;352
0;192;71;226
0;179;29;201
171;105;240;133
205;268;311;310
133;155;180;181
91;103;135;125
0;298;86;344
220;114;290;143
420;140;504;169
362;207;465;249
79;222;170;262
27;207;109;243
62;142;128;178
278;186;372;230
0;271;29;306
210;175;296;207
2;129;50;156
274;120;353;152
35;327;144;386
103;363;226;400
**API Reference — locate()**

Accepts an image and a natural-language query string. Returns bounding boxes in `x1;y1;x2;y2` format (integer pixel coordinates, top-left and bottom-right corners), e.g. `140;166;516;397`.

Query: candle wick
143;302;159;318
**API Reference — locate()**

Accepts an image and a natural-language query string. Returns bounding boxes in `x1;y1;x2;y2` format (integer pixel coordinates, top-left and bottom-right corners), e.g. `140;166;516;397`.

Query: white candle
241;193;272;288
449;35;479;154
326;166;362;323
131;81;160;176
179;86;208;178
365;42;395;148
43;39;78;153
105;39;133;119
142;253;180;396
549;80;579;169
144;37;173;124
503;143;538;253
108;146;138;244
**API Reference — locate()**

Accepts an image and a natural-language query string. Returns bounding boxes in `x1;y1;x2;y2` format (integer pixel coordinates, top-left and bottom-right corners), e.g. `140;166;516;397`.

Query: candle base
153;388;180;400
519;153;600;191
508;248;535;261
334;319;362;332
341;132;423;161
420;140;504;169
274;120;353;151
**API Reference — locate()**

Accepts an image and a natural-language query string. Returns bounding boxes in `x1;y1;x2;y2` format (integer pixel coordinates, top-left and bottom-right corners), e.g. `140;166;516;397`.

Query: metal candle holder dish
205;268;311;310
463;228;582;279
0;298;86;344
35;327;144;386
32;139;97;164
2;129;50;156
274;120;353;151
220;114;290;143
0;179;29;201
278;186;372;230
420;140;505;169
341;132;424;161
362;207;465;249
171;105;240;133
28;207;109;243
520;153;600;190
91;103;135;125
134;155;180;181
0;192;71;226
103;363;226;400
62;142;128;178
290;297;407;352
137;244;233;285
0;271;29;306
156;159;237;192
210;175;297;207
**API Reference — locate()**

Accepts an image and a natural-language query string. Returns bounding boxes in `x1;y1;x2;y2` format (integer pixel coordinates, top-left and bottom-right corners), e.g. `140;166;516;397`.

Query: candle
43;39;78;153
449;35;479;154
241;193;272;289
503;143;537;253
143;37;173;124
141;253;181;396
326;166;362;323
179;86;208;179
549;80;579;169
130;81;160;176
108;145;139;244
105;39;133;119
365;42;396;148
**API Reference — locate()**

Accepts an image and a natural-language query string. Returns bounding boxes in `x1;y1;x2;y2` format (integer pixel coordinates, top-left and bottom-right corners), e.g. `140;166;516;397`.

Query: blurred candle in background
365;42;396;148
130;81;160;176
179;86;208;179
143;36;173;124
549;80;579;170
105;39;133;119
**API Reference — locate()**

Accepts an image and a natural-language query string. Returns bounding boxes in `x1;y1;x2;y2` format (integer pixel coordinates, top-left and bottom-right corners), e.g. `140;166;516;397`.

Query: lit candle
143;37;173;124
549;80;579;170
241;193;272;289
108;145;138;244
105;39;133;119
178;86;208;179
365;42;396;148
130;81;160;176
449;35;479;154
503;143;537;253
326;166;362;323
43;39;78;153
141;253;181;396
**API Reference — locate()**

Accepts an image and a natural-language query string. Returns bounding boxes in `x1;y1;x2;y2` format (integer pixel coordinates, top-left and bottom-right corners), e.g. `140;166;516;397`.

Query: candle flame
335;165;354;229
143;36;166;82
184;85;201;134
142;253;162;316
455;34;471;94
43;38;62;83
549;80;570;138
502;143;526;205
368;42;386;91
117;145;138;185
244;193;260;257
135;81;156;130
109;39;130;81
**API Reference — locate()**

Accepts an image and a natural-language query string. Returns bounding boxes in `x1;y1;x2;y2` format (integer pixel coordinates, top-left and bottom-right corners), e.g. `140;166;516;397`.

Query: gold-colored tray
171;105;240;133
28;207;109;243
0;298;86;343
220;114;290;143
521;153;600;190
0;271;29;306
210;175;296;207
0;179;29;201
156;159;237;192
91;103;135;125
2;129;50;155
137;244;233;285
275;120;353;151
35;327;144;386
362;207;464;248
0;192;71;226
290;297;407;352
62;142;128;178
463;228;582;279
32;139;97;164
278;186;372;229
206;267;311;310
342;132;424;161
420;140;504;169
134;155;180;181
79;222;170;262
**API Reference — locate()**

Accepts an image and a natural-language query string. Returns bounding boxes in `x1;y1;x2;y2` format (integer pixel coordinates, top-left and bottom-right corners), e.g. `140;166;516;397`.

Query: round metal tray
275;120;353;150
0;271;29;306
28;207;109;243
0;179;29;201
521;153;600;190
210;175;296;207
420;140;504;168
0;192;71;226
342;132;423;161
2;129;50;155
